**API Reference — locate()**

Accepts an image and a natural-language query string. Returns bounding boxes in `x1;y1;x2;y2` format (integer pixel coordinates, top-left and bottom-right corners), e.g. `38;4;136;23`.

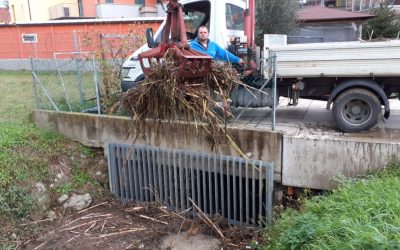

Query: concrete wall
32;110;283;180
283;135;400;189
32;110;400;190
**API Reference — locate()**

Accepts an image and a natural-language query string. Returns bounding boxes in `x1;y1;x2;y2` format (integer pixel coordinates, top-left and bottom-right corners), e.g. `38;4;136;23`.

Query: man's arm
213;42;240;63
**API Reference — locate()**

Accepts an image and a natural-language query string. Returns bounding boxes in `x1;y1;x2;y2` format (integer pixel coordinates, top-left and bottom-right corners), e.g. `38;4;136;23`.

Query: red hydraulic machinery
138;0;212;78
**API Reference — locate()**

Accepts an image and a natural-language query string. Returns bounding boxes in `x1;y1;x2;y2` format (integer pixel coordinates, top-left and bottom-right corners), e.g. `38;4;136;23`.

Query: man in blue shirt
190;26;244;64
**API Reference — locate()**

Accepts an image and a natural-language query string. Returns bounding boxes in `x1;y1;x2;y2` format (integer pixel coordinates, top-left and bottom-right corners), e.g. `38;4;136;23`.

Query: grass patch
0;70;99;121
0;120;85;221
264;164;400;249
77;144;95;157
55;163;94;195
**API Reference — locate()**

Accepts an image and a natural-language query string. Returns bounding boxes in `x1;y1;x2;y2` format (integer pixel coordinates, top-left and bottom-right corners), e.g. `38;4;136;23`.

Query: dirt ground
1;146;264;250
7;199;263;249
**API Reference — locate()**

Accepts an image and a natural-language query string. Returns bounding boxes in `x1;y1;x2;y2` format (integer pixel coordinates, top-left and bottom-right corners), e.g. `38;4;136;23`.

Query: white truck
121;0;400;132
264;38;400;132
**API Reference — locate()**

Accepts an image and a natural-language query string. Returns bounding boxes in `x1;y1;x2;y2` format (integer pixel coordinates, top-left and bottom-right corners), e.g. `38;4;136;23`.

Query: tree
363;3;400;40
255;0;299;46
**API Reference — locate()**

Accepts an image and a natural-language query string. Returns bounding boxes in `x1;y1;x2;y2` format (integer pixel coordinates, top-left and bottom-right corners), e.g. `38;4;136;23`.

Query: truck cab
121;0;247;91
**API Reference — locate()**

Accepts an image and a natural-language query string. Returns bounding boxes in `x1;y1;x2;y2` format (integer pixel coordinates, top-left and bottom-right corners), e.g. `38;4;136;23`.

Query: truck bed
265;40;400;78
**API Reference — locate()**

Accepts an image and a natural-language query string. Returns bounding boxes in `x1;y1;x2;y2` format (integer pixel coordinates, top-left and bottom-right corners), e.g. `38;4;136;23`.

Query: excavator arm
138;0;212;78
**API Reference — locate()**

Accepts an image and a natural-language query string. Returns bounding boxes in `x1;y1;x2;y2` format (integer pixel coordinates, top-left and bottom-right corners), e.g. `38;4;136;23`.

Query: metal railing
107;143;274;227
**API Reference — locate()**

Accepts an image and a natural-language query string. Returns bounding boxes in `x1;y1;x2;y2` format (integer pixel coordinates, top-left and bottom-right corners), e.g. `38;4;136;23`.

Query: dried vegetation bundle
121;52;242;150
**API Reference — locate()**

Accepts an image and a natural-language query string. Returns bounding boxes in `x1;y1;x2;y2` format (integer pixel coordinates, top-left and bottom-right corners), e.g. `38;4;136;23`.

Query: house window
63;7;70;17
105;0;114;3
21;33;38;43
136;0;144;5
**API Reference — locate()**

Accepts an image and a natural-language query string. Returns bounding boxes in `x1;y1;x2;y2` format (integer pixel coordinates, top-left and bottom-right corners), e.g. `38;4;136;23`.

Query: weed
0;185;33;219
77;144;94;157
264;164;400;249
56;183;74;195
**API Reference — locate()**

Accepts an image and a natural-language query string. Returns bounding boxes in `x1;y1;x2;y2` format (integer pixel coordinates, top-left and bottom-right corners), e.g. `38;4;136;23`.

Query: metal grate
107;143;274;226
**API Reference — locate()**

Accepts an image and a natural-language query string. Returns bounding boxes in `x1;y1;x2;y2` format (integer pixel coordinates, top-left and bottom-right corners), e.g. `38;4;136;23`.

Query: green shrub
264;165;400;249
0;185;33;219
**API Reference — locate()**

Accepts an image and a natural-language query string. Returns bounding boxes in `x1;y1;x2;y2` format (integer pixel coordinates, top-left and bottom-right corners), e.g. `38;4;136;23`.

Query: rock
11;233;17;239
63;194;92;211
31;182;51;215
47;210;57;221
58;194;69;204
95;171;102;176
56;173;64;180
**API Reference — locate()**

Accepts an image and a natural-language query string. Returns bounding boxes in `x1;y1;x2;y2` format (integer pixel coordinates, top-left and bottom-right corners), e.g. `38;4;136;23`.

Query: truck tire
121;74;145;92
333;88;381;132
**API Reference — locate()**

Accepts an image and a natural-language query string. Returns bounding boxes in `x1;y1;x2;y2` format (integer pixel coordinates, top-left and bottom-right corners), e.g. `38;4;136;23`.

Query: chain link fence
0;62;35;123
32;53;101;114
0;29;145;123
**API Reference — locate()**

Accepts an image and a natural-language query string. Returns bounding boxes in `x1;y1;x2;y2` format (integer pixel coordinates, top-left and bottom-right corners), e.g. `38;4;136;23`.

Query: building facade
8;0;161;22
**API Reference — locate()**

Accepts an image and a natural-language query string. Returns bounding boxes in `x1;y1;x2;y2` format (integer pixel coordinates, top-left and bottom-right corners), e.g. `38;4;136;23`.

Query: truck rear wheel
333;88;381;132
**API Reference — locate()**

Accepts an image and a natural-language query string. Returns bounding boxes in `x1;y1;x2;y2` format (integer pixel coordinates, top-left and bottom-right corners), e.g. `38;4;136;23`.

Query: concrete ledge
32;110;400;190
32;110;283;180
283;134;400;189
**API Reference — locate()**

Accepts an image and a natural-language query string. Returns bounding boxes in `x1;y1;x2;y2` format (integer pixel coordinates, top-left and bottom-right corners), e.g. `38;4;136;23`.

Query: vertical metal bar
178;151;184;211
252;162;256;225
142;147;149;202
138;148;144;202
157;148;163;204
127;148;134;200
245;161;249;225
107;144;115;194
92;58;101;114
233;158;237;224
146;147;154;202
190;153;195;216
220;155;225;218
214;155;219;215
151;148;158;202
208;154;212;215
116;146;122;198
163;151;169;207
267;162;274;225
227;157;231;223
196;153;201;209
132;146;140;201
239;159;243;225
30;58;39;109
168;149;173;209
259;161;263;226
73;30;84;103
185;152;190;211
173;150;179;212
202;153;207;215
122;146;129;201
272;54;277;131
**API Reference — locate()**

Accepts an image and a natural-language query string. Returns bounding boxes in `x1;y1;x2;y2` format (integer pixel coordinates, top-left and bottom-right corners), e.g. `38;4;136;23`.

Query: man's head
197;26;209;43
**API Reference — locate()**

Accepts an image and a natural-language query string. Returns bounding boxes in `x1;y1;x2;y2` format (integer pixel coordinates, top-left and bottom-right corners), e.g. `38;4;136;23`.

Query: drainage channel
107;143;274;227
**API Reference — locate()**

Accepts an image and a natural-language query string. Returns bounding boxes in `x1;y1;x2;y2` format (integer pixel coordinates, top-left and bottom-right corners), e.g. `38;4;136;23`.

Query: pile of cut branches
121;52;241;150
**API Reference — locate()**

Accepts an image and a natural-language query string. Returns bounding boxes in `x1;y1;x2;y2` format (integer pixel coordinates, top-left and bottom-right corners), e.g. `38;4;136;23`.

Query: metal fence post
73;30;84;104
272;53;277;131
30;57;39;109
92;57;102;114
